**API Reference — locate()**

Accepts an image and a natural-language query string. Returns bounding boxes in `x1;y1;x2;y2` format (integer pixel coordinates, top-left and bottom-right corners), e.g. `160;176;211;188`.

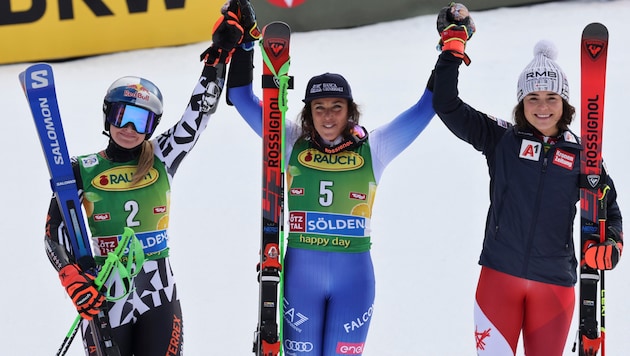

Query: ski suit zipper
521;155;549;276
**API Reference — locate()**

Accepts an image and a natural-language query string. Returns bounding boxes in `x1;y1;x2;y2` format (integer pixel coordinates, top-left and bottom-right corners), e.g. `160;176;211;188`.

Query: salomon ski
253;21;292;356
20;63;121;356
577;22;609;356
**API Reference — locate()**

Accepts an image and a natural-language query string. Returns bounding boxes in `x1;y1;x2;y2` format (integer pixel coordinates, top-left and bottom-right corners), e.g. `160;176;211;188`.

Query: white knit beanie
516;40;569;102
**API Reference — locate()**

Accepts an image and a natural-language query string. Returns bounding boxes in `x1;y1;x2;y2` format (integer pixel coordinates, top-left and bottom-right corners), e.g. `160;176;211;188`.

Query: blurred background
1;0;560;65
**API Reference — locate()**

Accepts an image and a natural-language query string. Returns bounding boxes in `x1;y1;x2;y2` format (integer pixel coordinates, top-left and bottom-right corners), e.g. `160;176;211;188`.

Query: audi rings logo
284;339;314;352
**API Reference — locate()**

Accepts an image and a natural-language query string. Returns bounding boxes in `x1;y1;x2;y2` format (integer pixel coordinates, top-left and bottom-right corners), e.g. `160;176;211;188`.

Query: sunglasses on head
106;102;159;135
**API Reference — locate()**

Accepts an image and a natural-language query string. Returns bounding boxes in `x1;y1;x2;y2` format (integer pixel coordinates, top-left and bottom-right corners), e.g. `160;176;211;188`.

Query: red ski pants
474;266;574;356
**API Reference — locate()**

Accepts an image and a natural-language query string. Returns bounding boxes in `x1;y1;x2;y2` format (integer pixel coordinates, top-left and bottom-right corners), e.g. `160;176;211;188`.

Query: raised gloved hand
200;1;245;66
236;0;261;44
59;264;106;320
436;2;476;65
584;227;623;270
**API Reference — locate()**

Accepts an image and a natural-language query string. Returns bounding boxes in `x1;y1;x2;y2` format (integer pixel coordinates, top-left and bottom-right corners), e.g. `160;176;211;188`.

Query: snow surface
2;1;630;354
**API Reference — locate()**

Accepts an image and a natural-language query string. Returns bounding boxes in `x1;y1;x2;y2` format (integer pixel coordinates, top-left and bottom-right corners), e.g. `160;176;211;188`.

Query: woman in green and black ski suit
44;9;244;355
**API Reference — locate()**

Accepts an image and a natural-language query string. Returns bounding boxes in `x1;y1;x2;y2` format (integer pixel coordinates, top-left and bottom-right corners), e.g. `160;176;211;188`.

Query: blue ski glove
436;2;476;65
584;227;623;270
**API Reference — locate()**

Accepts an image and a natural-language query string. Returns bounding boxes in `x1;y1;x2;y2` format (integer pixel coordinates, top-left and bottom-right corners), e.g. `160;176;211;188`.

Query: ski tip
265;20;290;27
20;63;57;94
584;22;607;29
24;62;55;78
581;22;608;61
583;22;608;36
262;21;291;34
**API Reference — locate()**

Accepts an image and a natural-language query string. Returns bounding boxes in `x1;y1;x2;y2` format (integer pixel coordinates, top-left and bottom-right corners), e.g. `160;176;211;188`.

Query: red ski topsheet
580;22;608;224
261;22;290;224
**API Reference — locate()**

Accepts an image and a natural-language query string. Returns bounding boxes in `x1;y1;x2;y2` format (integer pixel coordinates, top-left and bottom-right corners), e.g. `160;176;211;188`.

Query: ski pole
597;185;610;356
57;315;81;356
56;227;143;356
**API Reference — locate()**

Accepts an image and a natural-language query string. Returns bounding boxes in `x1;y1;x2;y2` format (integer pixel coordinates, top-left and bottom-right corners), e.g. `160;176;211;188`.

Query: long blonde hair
132;140;155;186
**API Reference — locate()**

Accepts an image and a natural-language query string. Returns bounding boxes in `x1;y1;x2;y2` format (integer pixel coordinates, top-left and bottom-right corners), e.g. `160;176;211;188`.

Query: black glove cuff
440;50;465;65
426;70;436;92
227;45;254;89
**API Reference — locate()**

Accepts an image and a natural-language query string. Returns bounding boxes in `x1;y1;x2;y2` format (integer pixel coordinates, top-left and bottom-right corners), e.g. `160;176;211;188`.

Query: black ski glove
436;2;476;65
236;0;261;44
200;0;261;66
200;3;244;66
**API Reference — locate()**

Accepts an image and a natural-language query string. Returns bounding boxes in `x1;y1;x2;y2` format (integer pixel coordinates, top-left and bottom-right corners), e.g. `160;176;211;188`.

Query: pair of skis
21;64;139;356
254;20;292;356
576;22;609;356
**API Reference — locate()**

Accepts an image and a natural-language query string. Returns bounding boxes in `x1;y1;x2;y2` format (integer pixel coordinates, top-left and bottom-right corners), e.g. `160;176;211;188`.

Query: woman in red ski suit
431;3;623;356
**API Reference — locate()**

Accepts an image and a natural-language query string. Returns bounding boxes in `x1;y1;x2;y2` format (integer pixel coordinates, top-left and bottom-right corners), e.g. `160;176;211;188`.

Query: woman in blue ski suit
226;42;435;354
432;4;623;355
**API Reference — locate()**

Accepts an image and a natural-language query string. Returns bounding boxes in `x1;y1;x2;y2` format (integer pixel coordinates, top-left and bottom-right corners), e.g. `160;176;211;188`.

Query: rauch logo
91;165;159;191
297;149;364;172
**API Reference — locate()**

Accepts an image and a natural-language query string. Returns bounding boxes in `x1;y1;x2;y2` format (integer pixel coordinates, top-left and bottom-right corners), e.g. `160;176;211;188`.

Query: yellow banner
0;0;225;64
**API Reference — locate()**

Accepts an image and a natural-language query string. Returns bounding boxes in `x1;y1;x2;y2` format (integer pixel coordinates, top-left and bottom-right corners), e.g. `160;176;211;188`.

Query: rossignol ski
576;22;609;356
253;21;292;356
20;63;123;356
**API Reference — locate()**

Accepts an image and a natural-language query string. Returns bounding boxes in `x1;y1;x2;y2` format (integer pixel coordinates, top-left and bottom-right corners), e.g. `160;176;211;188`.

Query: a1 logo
267;0;306;8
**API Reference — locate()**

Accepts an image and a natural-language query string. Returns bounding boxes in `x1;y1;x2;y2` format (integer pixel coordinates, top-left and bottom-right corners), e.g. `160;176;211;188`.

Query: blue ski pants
282;247;375;356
